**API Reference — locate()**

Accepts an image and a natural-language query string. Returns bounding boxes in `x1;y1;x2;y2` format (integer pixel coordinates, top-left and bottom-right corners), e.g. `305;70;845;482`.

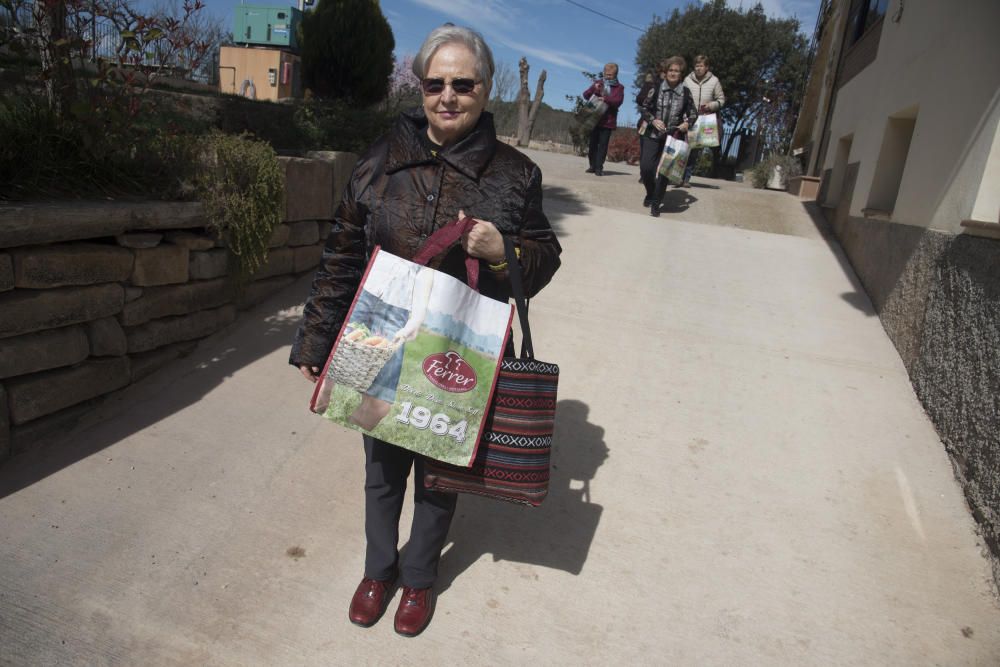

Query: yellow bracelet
488;247;519;272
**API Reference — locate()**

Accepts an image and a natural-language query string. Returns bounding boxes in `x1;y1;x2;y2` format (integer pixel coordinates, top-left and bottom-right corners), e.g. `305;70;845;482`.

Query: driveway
1;148;998;665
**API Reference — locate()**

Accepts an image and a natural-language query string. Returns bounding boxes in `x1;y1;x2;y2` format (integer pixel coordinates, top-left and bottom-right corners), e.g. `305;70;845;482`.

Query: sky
211;0;823;125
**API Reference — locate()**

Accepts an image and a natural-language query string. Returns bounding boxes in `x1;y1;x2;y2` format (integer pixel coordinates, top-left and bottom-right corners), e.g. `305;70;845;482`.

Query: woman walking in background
682;54;725;187
638;56;697;217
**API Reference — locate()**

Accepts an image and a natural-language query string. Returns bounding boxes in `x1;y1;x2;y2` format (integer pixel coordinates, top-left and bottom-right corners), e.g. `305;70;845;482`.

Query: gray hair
412;25;495;95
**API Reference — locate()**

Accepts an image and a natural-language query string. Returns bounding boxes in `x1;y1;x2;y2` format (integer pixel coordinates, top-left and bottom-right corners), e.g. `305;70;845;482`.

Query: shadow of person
658;190;698;214
430;399;608;592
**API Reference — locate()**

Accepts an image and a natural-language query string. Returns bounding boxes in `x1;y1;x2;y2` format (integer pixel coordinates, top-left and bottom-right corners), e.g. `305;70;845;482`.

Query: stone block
5;357;130;425
0;326;90;379
0;284;124;339
12;243;133;288
279;157;335;222
287;221;320;247
0;253;12;292
86;317;127;357
318;222;333;240
125;287;143;302
0;201;207;249
125;304;237;354
293;244;323;274
305;151;358;209
252;247;295;281
10;398;96;456
130;341;197;382
116;232;163;249
120;278;234;326
268;224;291;249
189;249;230;280
165;231;215;250
236;275;295;310
131;245;190;286
0;384;9;461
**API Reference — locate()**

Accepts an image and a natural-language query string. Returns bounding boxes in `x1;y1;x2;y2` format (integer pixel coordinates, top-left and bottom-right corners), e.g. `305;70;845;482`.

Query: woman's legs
362;436;457;588
639;136;665;201
402;455;458;588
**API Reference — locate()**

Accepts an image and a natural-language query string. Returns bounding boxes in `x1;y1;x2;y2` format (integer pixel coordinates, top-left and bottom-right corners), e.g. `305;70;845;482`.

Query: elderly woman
638;56;698;217
290;25;561;637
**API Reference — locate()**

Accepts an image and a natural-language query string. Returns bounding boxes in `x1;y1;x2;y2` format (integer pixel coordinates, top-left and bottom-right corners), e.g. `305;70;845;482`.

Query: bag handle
411;216;480;291
411;217;535;359
504;236;534;359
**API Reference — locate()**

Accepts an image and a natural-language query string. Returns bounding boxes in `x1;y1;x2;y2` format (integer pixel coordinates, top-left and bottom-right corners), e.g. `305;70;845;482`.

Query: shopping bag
574;95;608;134
310;218;514;468
691;113;720;148
657;134;690;185
424;238;559;507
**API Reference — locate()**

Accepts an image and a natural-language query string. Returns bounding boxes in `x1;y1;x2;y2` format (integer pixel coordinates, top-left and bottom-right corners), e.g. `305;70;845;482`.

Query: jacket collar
385;107;498;180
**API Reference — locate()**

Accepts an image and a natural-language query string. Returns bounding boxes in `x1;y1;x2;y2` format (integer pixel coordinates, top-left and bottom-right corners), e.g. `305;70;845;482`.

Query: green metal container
233;5;302;49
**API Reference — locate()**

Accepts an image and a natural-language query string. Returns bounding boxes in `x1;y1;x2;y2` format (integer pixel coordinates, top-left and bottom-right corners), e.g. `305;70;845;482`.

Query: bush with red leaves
606;130;641;165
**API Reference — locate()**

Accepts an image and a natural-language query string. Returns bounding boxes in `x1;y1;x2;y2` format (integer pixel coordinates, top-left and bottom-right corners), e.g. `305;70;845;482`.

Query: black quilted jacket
289;108;562;369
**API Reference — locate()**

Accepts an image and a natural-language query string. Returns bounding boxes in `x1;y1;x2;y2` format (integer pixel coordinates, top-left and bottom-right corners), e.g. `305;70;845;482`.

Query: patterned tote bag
423;238;559;507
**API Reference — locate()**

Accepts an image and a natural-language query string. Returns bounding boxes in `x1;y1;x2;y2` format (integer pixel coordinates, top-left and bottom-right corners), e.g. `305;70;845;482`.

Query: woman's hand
652;119;667;132
678;121;689;133
459;210;505;264
299;364;320;383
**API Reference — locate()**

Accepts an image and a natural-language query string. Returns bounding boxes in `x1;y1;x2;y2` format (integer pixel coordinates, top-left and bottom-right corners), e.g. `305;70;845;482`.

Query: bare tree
515;57;545;147
492;60;515;102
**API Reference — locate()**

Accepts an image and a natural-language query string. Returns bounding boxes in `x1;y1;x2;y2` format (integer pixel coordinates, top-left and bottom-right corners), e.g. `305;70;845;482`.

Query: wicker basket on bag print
325;337;398;392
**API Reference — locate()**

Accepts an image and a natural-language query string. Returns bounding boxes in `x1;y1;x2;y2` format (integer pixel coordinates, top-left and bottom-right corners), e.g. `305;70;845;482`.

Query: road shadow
593;169;631;177
0;279;310;499
656;190;697;214
799;200;877;317
542;185;589;237
433;399;608;591
688;182;721;190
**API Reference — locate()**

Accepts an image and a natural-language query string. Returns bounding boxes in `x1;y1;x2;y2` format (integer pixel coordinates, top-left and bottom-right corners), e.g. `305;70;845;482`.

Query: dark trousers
363;435;457;589
639;135;666;199
588;126;612;172
684;147;704;182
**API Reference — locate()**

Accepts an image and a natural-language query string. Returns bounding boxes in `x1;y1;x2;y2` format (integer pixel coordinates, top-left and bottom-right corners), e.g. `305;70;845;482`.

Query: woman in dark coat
638;56;698;217
290;24;561;637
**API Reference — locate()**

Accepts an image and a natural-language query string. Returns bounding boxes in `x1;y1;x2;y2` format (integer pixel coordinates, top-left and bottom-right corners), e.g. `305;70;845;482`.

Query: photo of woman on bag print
312;262;435;430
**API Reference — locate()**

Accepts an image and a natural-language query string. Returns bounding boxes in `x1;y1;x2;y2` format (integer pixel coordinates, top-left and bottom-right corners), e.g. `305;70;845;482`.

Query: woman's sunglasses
420;77;480;95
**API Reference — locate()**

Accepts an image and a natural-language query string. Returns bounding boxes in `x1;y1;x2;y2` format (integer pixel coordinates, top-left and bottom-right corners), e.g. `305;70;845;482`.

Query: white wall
823;0;1000;232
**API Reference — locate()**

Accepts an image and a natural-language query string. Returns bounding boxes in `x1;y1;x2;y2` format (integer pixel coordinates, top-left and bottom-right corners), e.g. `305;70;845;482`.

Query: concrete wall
812;0;1000;582
0;152;356;462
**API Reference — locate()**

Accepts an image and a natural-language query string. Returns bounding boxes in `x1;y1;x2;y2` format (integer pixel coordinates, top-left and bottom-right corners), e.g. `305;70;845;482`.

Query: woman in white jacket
682;55;725;187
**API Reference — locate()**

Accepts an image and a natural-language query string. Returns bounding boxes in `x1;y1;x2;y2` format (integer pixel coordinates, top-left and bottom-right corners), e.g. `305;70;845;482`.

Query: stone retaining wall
0;152;357;461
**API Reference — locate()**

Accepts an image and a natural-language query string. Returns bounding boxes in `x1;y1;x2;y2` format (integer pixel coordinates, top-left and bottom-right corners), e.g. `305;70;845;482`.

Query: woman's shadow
430;399;608;590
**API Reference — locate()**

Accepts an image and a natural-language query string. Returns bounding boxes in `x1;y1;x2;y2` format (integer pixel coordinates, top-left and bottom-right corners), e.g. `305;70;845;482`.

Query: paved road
2;148;999;665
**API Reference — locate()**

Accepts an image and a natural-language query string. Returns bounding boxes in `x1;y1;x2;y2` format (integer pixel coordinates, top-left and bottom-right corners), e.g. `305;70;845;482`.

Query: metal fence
1;2;213;82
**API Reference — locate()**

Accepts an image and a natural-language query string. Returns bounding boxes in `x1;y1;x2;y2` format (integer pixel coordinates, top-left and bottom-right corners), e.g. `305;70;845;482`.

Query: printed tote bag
691;113;720;148
657;133;690;185
310;218;514;468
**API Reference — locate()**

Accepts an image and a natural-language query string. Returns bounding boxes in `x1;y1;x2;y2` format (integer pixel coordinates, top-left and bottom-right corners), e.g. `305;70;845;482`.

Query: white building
793;0;1000;584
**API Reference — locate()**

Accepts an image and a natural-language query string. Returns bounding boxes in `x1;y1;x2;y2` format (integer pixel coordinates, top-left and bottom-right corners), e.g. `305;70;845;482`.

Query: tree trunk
525;69;546;144
36;0;75;116
516;57;530;146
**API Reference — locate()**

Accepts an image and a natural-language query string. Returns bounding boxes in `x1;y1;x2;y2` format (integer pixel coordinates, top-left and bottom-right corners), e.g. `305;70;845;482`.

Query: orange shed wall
219;45;299;102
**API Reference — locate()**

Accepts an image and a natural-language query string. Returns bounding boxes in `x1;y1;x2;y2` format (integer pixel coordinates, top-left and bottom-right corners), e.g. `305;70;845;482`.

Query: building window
866;107;918;216
850;0;888;45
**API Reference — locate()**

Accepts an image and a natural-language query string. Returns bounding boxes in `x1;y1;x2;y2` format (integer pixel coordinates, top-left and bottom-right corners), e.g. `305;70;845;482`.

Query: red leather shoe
348;577;395;627
393;586;435;637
